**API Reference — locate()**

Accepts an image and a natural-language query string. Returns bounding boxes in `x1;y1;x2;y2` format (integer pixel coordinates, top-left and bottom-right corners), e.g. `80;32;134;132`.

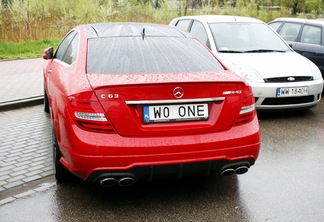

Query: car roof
271;17;324;26
84;22;190;39
173;15;263;24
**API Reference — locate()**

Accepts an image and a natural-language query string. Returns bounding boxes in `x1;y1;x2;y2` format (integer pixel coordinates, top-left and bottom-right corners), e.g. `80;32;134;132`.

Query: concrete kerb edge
0;96;44;111
0;180;56;206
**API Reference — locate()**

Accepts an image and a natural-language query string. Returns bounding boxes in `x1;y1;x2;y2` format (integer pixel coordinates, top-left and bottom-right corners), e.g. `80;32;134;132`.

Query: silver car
170;15;323;111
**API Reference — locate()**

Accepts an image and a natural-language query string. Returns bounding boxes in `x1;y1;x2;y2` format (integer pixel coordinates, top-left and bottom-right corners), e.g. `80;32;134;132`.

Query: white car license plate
143;103;208;123
276;87;309;97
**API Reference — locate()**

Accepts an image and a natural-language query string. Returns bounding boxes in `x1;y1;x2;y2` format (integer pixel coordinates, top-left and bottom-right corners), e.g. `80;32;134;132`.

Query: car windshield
87;37;224;74
209;22;291;53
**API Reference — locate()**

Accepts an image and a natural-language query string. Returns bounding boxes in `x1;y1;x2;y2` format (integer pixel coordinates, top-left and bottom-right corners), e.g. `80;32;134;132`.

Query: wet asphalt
0;57;323;221
0;99;323;222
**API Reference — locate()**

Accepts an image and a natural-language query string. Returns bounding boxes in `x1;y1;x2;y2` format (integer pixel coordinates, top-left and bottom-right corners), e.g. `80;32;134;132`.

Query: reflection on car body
170;15;323;111
43;23;260;187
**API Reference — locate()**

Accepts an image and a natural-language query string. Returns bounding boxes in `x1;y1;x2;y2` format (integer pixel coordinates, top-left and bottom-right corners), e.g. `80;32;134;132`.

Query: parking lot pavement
0;58;45;110
0;58;53;203
0;58;323;206
0;105;53;196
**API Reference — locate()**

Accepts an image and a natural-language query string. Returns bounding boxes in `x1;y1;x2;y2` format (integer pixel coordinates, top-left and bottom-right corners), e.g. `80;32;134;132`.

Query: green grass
0;39;61;60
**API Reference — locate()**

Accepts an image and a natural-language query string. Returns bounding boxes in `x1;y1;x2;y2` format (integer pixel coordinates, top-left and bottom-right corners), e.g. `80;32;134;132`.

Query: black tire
52;127;70;183
44;89;50;113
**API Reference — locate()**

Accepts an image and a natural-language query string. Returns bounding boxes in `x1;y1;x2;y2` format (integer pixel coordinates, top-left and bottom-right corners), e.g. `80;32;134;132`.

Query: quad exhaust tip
99;165;249;186
100;178;117;187
221;166;249;176
99;177;135;187
235;166;249;175
118;177;135;186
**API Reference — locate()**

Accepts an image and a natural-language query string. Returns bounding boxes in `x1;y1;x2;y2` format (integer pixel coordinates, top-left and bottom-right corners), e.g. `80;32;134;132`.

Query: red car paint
43;23;260;185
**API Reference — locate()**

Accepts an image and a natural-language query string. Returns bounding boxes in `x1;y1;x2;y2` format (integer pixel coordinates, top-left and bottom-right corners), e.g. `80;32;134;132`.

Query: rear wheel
52;127;70;183
44;89;49;113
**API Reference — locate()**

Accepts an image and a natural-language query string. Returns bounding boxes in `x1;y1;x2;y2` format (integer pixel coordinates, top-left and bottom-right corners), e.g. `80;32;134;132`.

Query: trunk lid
87;71;248;137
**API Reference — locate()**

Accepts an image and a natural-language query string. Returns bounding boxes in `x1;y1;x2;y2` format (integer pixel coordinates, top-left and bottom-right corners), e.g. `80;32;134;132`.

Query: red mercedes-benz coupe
43;23;260;187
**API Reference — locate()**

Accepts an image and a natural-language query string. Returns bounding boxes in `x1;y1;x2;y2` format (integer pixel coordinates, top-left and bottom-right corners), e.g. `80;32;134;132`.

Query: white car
170;15;323;111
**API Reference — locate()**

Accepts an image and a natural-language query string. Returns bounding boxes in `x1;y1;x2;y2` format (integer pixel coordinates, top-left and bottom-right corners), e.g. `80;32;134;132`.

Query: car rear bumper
251;80;323;110
87;158;256;186
58;116;260;182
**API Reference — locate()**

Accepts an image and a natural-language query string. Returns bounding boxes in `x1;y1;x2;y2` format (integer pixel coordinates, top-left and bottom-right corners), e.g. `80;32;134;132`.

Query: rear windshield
87;37;224;74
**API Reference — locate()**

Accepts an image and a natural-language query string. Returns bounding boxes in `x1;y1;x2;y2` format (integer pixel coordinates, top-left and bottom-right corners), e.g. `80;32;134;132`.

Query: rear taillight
67;93;115;133
235;86;256;126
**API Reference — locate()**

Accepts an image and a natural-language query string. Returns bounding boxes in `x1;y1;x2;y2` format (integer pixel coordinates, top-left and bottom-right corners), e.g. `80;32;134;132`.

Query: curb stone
0;96;44;111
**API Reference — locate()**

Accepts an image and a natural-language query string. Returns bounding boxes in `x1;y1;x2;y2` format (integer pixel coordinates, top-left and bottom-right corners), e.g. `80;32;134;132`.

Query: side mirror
43;47;54;60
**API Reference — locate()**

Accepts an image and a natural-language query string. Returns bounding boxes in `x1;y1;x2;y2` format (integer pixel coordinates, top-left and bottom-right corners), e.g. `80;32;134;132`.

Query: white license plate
276;87;309;97
143;103;208;123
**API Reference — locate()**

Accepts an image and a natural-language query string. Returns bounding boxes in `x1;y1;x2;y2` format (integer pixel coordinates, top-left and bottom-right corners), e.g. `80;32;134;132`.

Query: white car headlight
310;64;323;80
233;65;264;83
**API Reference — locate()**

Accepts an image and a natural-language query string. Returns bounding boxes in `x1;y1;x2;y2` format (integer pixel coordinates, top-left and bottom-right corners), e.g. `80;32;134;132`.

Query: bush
1;0;323;42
